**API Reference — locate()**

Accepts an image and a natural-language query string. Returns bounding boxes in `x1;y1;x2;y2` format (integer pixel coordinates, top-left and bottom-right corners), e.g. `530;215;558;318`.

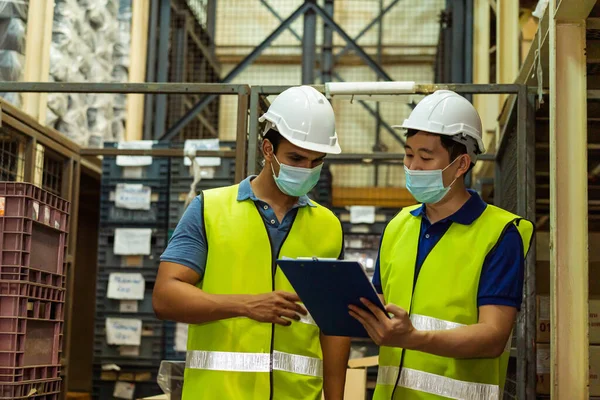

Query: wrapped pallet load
0;0;28;107
49;0;131;147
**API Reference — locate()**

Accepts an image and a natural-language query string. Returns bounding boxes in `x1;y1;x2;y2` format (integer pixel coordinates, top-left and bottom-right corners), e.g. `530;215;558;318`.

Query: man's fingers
279;309;301;321
385;303;407;318
279;291;301;302
350;310;381;344
350;304;379;326
273;317;292;326
361;298;388;321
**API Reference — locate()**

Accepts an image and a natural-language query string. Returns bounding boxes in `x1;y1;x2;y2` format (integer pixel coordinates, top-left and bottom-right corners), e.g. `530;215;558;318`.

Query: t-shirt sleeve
160;196;207;278
477;224;525;310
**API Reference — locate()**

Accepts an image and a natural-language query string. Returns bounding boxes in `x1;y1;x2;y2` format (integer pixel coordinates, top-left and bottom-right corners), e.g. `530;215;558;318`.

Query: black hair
406;129;473;173
263;129;284;153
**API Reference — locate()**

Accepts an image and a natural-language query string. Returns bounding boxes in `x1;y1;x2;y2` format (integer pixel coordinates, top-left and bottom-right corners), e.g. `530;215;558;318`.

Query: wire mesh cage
145;0;221;142
0;126;25;182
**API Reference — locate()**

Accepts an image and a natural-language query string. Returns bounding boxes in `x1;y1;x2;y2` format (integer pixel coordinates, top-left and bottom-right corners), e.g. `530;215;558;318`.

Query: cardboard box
536;345;600;395
536;295;600;344
321;356;378;400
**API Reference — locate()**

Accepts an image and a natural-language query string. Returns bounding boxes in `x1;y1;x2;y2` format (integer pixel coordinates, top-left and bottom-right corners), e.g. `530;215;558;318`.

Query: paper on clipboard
116;141;155;166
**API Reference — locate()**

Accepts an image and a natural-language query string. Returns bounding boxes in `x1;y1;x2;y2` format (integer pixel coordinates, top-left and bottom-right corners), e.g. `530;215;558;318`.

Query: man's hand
245;291;307;326
349;298;423;349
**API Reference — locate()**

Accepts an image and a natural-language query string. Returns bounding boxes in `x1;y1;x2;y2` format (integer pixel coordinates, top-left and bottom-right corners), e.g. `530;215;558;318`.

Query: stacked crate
0;182;70;400
164;141;237;361
93;142;169;399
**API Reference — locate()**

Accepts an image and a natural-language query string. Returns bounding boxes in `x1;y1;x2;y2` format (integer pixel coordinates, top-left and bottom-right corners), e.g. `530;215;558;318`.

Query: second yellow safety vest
375;204;533;400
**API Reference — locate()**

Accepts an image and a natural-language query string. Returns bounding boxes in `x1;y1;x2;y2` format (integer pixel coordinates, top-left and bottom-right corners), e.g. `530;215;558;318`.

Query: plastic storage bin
97;228;166;269
95;276;155;315
163;322;185;361
0;377;62;399
99;185;168;227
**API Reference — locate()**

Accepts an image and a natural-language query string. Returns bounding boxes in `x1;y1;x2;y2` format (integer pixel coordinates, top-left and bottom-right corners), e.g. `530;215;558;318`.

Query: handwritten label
174;323;188;352
107;273;145;300
0;197;4;216
184;139;222;167
116;140;155;167
115;184;151;210
120;300;138;313
536;346;550;374
113;381;135;400
350;206;376;224
105;318;142;346
113;228;152;255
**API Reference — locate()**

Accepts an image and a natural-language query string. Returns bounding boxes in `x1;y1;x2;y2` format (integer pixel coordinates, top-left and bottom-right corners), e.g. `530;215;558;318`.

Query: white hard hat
259;86;342;154
394;90;485;162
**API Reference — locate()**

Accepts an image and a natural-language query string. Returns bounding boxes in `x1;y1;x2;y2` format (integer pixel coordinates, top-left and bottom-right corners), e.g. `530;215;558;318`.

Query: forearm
321;334;351;400
153;278;249;324
412;323;509;359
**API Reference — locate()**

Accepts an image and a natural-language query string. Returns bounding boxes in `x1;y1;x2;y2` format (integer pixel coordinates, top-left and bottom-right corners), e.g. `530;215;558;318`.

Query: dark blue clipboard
276;258;387;338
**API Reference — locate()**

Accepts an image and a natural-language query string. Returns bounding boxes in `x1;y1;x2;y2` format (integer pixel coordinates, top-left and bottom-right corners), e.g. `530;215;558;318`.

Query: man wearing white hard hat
349;90;534;399
154;86;350;400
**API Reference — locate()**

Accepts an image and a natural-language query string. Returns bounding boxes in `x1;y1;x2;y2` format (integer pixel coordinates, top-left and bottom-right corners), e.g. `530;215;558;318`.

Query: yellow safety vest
375;204;533;400
182;184;343;400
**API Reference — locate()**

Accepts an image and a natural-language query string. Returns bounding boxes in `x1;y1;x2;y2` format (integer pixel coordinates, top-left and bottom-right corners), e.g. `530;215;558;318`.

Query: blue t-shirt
160;176;340;278
371;190;526;310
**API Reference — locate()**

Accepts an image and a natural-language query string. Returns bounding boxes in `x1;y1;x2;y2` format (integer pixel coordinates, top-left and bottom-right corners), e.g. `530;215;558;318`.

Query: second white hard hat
394;90;485;162
259;86;342;154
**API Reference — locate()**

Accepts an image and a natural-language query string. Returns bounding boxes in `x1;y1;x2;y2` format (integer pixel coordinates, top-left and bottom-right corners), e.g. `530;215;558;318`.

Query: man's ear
457;154;471;177
262;139;274;162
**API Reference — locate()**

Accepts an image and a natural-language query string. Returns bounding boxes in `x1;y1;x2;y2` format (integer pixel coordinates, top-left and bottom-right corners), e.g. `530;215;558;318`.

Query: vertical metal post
144;0;160;140
206;0;217;48
23;137;36;183
247;89;260;176
450;0;465;83
235;92;249;183
374;0;384;186
302;1;317;85
549;11;589;398
321;0;334;83
154;0;171;139
515;85;528;400
463;0;474;103
525;92;537;400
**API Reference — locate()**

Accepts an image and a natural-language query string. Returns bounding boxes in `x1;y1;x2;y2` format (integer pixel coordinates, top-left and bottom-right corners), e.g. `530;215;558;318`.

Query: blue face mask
404;158;459;204
271;154;323;197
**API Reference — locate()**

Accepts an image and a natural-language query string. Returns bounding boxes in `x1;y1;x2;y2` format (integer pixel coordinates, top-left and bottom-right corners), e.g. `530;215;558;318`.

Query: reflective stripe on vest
410;314;511;352
186;350;323;378
377;366;500;400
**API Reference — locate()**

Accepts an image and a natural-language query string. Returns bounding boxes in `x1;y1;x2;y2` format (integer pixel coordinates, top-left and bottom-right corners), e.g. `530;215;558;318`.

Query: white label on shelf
536;346;550;374
119;345;140;356
122;166;144;179
113;381;135;400
113;228;152;255
349;206;376;224
105;318;142;346
184;139;222;166
116;140;155;167
32;201;39;220
0;197;4;216
43;206;50;225
115;184;151;210
107;273;145;300
539;296;550;320
119;300;139;313
174;323;189;352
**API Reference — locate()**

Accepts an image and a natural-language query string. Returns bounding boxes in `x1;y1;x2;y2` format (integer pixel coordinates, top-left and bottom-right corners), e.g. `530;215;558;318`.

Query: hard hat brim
284;133;342;155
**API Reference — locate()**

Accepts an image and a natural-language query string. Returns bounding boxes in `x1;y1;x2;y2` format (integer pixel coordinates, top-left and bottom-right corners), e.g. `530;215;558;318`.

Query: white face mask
404;157;460;204
270;154;323;197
